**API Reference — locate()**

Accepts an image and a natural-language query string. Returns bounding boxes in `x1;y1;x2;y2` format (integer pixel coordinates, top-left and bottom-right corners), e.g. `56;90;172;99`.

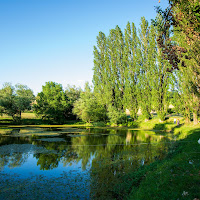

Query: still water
0;127;172;199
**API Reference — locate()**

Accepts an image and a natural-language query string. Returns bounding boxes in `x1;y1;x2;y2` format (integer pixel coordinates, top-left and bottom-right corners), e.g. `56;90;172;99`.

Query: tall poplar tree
93;31;116;109
151;16;171;121
175;69;193;123
138;17;152;120
106;27;124;110
123;22;139;120
93;27;126;111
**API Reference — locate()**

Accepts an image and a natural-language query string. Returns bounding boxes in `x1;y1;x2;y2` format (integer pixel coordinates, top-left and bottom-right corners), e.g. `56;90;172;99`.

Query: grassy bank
125;124;200;200
0;113;195;133
81;121;199;199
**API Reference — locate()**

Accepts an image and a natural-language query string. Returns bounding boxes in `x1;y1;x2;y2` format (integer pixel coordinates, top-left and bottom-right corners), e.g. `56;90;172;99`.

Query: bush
107;106;127;125
92;122;106;127
127;121;139;128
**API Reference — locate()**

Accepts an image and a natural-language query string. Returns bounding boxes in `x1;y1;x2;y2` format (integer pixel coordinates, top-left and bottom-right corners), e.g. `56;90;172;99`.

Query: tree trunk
185;107;190;123
193;111;198;125
185;116;190;123
19;110;21;120
192;93;199;125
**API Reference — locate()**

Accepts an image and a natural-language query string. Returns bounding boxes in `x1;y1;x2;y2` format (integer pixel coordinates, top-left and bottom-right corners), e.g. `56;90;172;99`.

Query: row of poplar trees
92;16;173;122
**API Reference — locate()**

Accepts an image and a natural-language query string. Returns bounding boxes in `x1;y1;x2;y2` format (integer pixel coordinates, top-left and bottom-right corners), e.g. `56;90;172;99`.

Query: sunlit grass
0;112;38;119
127;124;200;200
21;112;37;119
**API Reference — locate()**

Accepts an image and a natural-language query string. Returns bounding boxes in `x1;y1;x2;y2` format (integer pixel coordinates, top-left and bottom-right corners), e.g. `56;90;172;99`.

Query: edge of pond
0;124;166;132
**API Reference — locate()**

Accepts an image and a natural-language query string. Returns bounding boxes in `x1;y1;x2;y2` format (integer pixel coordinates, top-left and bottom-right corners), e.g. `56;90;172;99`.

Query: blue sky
0;0;169;95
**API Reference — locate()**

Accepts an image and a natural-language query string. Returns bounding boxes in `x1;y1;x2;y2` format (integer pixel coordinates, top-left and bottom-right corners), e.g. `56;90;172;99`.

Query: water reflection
0;128;170;172
0;127;172;199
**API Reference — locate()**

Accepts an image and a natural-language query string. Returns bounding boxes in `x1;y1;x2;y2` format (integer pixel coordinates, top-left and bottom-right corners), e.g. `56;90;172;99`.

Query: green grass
0;113;41;125
136;115;184;131
0;113;85;126
126;124;200;200
0;112;194;132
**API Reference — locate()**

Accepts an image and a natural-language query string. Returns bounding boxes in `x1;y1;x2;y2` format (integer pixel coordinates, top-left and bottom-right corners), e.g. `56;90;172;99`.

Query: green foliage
127;121;139;128
93;22;140;121
0;83;35;122
15;84;35;112
65;85;82;120
137;17;154;120
0;83;17;120
34;81;70;124
92;17;177;123
73;82;107;123
123;22;139;120
155;0;200;124
107;105;127;125
91;121;106;127
65;85;81;104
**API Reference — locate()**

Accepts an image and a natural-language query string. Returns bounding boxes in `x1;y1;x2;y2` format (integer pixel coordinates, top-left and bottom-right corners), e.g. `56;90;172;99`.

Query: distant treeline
0;82;81;123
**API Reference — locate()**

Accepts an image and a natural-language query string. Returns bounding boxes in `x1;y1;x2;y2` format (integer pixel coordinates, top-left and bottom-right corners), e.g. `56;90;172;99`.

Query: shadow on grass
153;123;168;131
170;123;184;134
153;122;184;133
153;122;171;131
0;119;17;125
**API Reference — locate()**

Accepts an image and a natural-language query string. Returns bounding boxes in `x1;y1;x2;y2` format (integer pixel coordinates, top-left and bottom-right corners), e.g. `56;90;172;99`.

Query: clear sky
0;0;169;95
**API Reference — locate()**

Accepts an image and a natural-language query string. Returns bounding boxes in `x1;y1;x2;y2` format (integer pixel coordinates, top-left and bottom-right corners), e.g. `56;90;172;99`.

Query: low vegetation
127;125;200;200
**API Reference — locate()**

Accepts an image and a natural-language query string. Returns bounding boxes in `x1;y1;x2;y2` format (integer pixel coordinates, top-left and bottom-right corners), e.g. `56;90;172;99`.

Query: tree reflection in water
0;127;171;199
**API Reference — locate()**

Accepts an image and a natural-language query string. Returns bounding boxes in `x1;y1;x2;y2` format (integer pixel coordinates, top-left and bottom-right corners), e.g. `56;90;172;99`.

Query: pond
0;127;173;199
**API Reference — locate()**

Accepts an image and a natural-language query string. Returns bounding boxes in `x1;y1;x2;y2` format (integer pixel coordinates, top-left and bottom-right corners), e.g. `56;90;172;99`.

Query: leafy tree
173;65;199;124
171;71;192;123
0;83;18;120
65;85;82;120
123;22;139;120
93;31;109;106
107;105;127;125
173;20;200;124
0;83;34;121
155;1;200;124
15;84;35;117
93;23;139;122
151;16;172;121
138;17;152;120
73;83;107;123
34;81;70;123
